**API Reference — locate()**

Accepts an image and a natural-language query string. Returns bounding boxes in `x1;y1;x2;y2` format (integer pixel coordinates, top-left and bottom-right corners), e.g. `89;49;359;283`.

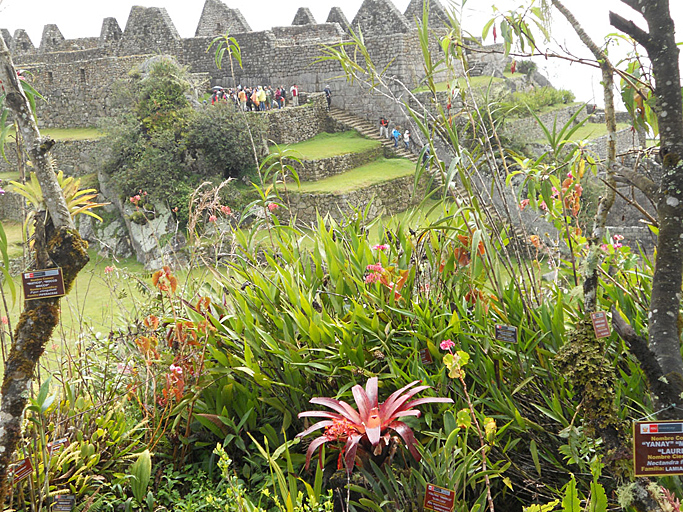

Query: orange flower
529;235;541;249
152;266;178;294
144;315;159;330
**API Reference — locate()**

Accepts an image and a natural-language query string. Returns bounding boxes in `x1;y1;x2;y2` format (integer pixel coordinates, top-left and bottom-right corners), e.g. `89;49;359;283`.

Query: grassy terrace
296;157;415;194
412;72;515;93
531;122;632;143
271;131;380;159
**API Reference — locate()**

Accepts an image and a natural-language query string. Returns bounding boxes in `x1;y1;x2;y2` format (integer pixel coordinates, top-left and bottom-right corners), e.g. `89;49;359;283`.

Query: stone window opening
47;71;53;84
216;23;223;34
79;68;86;84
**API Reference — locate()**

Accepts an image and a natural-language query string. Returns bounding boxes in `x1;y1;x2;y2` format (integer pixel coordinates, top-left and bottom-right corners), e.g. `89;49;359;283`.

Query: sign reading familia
423;483;456;512
22;268;66;300
634;421;683;476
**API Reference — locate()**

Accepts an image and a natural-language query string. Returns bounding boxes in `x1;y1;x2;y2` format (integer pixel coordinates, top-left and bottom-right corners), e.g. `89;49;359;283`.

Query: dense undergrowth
1;189;660;511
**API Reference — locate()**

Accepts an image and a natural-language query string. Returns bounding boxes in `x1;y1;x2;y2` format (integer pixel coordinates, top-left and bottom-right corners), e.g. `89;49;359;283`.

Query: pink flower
104;266;115;274
117;363;133;375
130;194;141;205
614;243;623;249
221;205;232;215
539;201;548;211
519;199;530;210
267;203;279;212
613;234;624;242
0;316;8;325
373;244;389;251
366;262;384;273
208;215;217;223
365;273;381;284
440;339;455;351
169;364;183;375
567;172;573;179
600;244;609;252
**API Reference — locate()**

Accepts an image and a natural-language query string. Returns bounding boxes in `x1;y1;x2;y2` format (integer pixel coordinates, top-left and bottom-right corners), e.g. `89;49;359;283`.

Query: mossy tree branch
0;35;89;504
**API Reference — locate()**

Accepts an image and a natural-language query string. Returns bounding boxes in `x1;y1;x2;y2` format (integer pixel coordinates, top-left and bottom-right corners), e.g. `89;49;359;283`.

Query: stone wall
285;173;427;227
0;139;104;177
262;93;329;144
5;0;452;133
286;146;383;182
0;192;25;222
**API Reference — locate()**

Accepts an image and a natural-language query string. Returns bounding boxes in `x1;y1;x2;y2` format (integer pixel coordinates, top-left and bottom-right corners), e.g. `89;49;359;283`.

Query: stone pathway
327;106;532;251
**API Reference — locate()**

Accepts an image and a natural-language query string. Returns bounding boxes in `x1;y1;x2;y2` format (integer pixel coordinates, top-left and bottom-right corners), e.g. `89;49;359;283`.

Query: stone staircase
327;107;529;248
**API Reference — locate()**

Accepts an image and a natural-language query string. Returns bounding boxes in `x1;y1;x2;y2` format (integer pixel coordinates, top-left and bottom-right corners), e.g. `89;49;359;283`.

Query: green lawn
413;72;513;93
296;157;415;194
272;131;380;160
569;122;631;140
41;127;103;140
4;127;102;141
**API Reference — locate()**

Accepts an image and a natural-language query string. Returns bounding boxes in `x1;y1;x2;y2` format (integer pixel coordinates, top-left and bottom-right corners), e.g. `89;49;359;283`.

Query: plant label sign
420;347;433;365
590;312;611;339
11;457;32;483
495;324;517;344
424;483;455;512
52;494;75;511
47;437;69;456
22;268;65;300
634;421;683;476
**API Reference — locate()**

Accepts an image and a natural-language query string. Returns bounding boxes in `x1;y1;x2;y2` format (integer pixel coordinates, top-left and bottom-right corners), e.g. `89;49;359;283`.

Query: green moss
555;317;627;472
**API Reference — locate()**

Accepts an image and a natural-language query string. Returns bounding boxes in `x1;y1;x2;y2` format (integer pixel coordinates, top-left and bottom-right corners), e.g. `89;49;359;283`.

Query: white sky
0;0;681;107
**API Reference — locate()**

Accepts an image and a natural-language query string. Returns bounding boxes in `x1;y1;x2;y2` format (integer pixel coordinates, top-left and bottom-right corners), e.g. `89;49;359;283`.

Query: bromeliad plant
296;377;453;474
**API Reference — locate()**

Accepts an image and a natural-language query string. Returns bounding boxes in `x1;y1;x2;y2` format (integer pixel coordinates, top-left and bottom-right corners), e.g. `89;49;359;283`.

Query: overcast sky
0;0;681;106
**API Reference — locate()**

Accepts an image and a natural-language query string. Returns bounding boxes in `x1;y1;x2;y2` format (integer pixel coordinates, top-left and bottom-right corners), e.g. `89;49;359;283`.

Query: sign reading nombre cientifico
22;268;65;300
634;421;683;476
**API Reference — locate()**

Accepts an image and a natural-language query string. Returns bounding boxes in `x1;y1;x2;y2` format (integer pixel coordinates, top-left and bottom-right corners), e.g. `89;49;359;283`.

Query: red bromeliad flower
297;377;453;474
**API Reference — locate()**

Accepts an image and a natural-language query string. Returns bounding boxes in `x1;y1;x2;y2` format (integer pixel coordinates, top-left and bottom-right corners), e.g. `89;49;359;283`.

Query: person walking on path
290;84;299;107
391;126;401;148
324;84;332;111
404;129;411;150
379;117;389;139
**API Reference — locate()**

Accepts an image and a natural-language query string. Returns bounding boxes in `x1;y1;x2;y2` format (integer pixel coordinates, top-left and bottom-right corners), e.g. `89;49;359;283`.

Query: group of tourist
380;117;411;150
209;84;300;111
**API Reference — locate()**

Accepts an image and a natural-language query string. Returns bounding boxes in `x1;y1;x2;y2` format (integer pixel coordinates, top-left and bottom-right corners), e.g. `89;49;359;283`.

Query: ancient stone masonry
195;0;251;37
326;8;351;30
1;0;460;129
292;8;317;26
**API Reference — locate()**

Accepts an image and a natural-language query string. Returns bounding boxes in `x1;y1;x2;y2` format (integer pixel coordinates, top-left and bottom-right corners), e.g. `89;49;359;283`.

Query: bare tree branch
609;12;652;49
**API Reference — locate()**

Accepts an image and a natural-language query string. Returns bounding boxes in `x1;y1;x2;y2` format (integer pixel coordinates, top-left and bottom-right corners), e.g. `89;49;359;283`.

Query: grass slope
272;131;380;160
296;157;415;194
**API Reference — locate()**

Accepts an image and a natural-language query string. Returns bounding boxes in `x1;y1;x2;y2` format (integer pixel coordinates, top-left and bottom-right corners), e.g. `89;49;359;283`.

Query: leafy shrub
186;103;267;179
517;59;537;75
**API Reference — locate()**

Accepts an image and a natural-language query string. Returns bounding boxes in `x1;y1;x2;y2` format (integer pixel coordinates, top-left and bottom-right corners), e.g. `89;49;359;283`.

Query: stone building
1;0;499;130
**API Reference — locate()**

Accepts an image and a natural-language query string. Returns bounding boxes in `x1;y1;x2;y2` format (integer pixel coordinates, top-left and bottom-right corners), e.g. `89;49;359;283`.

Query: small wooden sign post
22;268;66;300
11;457;33;484
52;494;75;511
419;347;433;365
424;483;456;512
495;324;518;344
634;421;683;476
47;437;69;456
590;312;611;339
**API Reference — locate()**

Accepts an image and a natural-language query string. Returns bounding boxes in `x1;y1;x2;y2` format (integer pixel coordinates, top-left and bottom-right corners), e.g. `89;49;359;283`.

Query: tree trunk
610;0;683;411
0;34;89;504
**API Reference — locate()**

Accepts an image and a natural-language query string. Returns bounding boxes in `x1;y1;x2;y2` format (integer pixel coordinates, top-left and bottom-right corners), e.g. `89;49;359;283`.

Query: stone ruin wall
2;0;464;131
